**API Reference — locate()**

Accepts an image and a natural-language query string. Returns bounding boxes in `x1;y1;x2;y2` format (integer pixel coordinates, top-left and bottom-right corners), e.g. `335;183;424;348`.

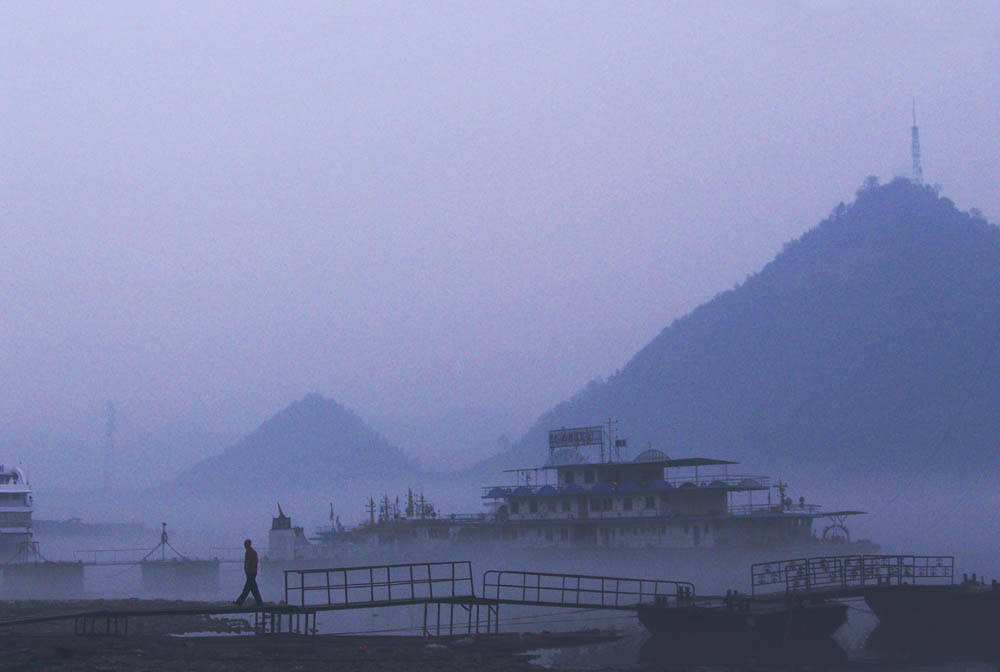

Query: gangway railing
482;570;694;609
72;548;154;565
284;560;475;608
751;554;954;595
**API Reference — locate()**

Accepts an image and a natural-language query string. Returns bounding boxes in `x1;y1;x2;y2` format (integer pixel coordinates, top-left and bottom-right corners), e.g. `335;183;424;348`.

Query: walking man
235;538;263;606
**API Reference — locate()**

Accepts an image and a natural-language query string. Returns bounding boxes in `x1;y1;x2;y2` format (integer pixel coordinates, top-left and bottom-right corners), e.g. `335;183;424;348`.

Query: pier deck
0;554;970;637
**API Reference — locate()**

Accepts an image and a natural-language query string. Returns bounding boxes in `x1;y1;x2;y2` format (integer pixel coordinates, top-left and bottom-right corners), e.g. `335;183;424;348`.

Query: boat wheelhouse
0;464;33;554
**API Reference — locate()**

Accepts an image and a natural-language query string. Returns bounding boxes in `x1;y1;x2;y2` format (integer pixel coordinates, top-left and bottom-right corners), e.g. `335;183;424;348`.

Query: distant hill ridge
477;178;1000;485
168;393;421;495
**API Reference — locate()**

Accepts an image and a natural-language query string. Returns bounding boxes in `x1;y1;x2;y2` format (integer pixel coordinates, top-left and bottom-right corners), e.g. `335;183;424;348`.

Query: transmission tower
911;98;923;185
103;400;116;493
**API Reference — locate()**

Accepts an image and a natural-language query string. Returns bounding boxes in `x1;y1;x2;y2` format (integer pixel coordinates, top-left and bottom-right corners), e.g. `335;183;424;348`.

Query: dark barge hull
864;585;1000;636
637;601;847;640
641;633;846;668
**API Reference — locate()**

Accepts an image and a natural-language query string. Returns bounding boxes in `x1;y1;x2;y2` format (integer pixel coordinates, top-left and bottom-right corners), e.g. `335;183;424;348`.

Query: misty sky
2;2;998;448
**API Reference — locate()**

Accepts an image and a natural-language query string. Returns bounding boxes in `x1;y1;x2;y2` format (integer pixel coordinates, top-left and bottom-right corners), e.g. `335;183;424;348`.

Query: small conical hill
166;393;421;497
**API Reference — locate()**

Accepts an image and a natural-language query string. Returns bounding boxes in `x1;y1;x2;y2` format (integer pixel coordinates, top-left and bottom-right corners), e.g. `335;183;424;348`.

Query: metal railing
751;554;954;595
284;560;475;608
209;546;270;562
728;503;822;516
72;548;152;564
664;475;770;489
482;475;770;499
482;570;694;609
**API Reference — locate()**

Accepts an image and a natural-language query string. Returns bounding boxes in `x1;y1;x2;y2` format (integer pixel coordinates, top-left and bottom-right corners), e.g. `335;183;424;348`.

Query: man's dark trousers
237;573;263;606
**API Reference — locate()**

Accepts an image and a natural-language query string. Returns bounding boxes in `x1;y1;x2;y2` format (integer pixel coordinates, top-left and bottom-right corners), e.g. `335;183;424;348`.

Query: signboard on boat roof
548;426;603;452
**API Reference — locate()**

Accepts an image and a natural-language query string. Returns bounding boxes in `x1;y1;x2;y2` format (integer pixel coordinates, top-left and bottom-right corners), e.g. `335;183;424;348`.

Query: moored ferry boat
0;464;33;559
316;423;875;554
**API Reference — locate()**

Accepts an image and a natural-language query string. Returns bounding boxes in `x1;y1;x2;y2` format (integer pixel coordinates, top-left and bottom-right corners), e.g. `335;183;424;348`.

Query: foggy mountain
476;178;1000;489
161;393;422;499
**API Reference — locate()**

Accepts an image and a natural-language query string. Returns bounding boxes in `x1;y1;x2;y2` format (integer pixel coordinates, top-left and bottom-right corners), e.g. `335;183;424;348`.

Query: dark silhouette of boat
637;592;847;640
864;575;1000;638
639;632;846;667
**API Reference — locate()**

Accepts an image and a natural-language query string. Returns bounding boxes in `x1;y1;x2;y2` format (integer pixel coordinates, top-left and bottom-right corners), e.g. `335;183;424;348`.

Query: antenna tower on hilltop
911;98;923;185
103;400;116;494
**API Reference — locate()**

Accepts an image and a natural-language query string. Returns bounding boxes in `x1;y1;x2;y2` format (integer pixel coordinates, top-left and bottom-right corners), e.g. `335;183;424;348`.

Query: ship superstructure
317;423;869;553
0;464;33;555
480;424;860;549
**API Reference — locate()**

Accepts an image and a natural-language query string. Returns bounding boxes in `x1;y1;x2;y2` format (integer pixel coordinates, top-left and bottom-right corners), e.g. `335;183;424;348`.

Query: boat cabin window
589;499;600;511
510;502;519;514
623;497;633;511
585;471;595;484
564;472;574;484
603;498;613;511
560;499;570;512
645;497;655;509
529;501;538;514
607;469;619;482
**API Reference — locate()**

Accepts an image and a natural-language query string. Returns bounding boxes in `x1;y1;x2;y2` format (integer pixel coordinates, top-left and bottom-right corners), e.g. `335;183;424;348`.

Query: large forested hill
476;179;1000;488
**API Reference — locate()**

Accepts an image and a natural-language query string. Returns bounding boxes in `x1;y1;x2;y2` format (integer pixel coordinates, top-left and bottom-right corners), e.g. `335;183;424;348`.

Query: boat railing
750;554;955;595
445;513;489;522
482;475;771;499
72;547;154;564
209;546;272;562
663;475;770;489
728;503;822;516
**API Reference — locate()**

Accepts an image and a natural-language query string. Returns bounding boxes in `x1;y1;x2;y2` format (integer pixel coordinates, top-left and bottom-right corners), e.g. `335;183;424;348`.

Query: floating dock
0;553;985;641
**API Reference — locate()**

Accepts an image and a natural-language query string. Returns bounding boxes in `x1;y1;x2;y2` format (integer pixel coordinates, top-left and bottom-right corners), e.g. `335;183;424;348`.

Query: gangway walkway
0;554;960;638
283;560;478;636
478;569;694;634
280;562;693;635
0;560;694;637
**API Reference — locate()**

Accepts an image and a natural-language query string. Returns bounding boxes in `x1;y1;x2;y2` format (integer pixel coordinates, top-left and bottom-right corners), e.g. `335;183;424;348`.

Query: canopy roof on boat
532;456;738;470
